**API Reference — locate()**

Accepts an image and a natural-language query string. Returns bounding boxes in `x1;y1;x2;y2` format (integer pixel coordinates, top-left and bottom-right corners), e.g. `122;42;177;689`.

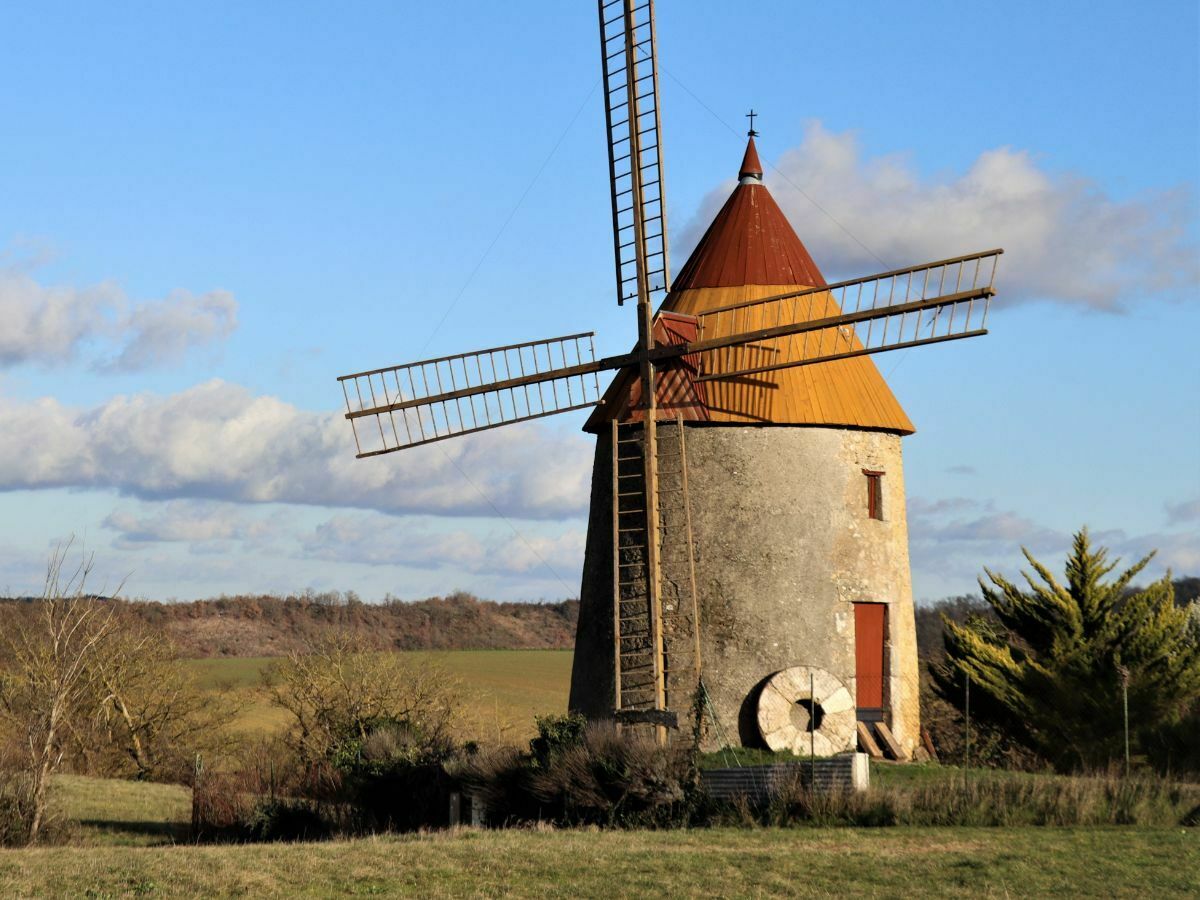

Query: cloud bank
0;380;592;520
0;261;237;370
681;122;1198;310
300;513;585;578
100;499;587;588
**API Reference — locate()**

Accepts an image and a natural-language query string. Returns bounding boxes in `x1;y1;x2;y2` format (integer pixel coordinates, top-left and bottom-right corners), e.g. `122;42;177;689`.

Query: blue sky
0;0;1196;602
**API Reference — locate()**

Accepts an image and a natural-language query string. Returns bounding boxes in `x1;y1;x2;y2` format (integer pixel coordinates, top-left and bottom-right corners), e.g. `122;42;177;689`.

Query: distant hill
0;591;579;659
3;574;1191;661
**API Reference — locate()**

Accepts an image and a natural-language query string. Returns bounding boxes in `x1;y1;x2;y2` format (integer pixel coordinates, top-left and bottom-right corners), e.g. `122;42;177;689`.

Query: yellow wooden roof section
663;283;916;434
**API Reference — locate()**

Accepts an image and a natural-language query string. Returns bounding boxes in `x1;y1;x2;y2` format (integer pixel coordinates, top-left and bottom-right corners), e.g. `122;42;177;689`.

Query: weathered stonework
568;422;920;756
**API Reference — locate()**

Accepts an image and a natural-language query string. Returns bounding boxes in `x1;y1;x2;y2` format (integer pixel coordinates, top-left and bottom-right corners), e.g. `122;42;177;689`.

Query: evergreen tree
934;528;1200;771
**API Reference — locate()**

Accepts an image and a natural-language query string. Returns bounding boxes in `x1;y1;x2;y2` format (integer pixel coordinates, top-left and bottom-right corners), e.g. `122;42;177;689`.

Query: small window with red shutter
863;470;884;520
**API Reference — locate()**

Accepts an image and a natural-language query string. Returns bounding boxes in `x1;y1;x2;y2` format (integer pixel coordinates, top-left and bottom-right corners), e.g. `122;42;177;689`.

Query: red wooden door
853;603;886;710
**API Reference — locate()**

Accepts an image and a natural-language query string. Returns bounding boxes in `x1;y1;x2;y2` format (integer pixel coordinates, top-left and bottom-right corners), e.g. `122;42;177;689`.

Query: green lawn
0;826;1194;898
184;649;575;743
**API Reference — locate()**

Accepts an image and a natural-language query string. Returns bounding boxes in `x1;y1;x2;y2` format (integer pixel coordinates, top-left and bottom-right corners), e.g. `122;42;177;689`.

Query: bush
0;775;32;847
455;722;697;828
529;713;587;768
244;798;339;842
529;723;694;827
333;719;457;832
1142;703;1200;776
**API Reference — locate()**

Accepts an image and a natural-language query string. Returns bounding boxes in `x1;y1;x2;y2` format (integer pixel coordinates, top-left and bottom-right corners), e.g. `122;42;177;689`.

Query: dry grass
184;650;574;744
49;775;190;847
0;826;1194;897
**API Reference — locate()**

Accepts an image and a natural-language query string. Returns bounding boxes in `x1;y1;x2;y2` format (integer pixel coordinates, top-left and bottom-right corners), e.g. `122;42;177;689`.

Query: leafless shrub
0;541;121;843
264;633;462;767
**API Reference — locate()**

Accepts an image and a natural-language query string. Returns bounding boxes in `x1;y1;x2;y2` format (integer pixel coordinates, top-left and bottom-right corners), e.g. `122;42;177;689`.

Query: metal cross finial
745;108;759;137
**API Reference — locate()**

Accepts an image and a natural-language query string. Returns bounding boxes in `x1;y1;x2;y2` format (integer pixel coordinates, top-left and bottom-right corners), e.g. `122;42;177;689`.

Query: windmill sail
689;249;1002;381
599;0;670;308
338;332;603;457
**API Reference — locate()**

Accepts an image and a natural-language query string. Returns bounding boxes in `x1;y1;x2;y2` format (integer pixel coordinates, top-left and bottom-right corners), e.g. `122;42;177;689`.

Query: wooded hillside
2;575;1191;661
0;591;579;658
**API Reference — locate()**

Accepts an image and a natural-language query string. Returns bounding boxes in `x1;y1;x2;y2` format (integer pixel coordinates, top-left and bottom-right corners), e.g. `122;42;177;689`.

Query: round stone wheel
756;666;856;756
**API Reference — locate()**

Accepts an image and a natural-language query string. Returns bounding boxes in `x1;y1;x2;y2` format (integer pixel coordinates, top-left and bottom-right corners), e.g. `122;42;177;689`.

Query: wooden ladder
611;418;701;729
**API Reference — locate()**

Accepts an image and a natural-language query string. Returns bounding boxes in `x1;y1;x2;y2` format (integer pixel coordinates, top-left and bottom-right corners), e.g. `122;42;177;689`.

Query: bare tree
0;541;121;842
87;613;240;781
266;634;463;765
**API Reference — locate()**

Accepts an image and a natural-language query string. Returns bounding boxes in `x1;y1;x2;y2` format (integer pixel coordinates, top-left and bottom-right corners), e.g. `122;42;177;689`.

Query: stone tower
569;137;922;756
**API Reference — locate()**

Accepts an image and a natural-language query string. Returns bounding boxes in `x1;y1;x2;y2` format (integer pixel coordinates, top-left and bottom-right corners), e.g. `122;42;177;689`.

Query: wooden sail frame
339;250;1002;454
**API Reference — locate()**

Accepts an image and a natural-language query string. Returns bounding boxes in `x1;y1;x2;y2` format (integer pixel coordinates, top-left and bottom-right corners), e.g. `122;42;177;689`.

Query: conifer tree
934;528;1200;771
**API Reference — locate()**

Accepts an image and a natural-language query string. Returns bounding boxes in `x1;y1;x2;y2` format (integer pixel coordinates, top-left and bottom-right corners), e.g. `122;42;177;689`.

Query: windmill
338;0;1002;750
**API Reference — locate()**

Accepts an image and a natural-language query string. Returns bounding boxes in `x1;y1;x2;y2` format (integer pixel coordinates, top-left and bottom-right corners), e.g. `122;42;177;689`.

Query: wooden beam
857;721;884;759
873;722;909;762
695;329;988;383
921;726;939;762
689;288;993;356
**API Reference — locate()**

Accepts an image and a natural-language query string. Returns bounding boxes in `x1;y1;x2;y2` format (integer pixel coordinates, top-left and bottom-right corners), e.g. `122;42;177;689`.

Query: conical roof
671;137;826;291
586;137;914;435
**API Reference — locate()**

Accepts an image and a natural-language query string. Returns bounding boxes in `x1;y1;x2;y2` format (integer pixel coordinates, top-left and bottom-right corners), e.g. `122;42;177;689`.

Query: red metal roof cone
739;136;763;180
669;140;825;291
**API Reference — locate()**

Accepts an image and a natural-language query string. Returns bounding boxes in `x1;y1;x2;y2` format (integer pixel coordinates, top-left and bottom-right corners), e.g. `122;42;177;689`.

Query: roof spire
739;119;764;185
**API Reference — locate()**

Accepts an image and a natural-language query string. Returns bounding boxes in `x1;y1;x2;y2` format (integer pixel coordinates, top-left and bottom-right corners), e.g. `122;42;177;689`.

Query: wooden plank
676;415;702;685
874;722;909;762
857;721;884;759
921;726;939;762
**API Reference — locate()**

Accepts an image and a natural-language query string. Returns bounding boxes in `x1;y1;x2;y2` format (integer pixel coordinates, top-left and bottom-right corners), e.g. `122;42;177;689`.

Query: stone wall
568;423;920;756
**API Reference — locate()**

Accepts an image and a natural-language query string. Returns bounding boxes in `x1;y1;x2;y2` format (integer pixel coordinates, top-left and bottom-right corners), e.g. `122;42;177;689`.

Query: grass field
50;776;191;848
185;649;575;742
30;760;1197;896
18;655;1192;896
2;822;1194;898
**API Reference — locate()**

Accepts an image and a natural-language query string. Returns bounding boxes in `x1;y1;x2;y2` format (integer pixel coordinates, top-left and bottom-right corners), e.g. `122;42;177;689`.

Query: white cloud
99;290;237;372
300;512;586;578
0;259;237;370
681;122;1198;310
0;379;593;520
104;499;278;546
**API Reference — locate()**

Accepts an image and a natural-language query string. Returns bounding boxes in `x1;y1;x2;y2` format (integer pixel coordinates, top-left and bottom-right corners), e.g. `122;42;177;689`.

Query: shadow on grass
77;819;190;843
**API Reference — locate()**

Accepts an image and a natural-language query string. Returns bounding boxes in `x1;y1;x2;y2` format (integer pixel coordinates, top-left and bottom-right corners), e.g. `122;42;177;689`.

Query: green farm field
185;649;575;743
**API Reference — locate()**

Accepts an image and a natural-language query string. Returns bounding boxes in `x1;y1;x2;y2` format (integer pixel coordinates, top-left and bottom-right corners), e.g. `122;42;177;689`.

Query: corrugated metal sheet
588;138;914;435
671;142;824;291
701;756;869;800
